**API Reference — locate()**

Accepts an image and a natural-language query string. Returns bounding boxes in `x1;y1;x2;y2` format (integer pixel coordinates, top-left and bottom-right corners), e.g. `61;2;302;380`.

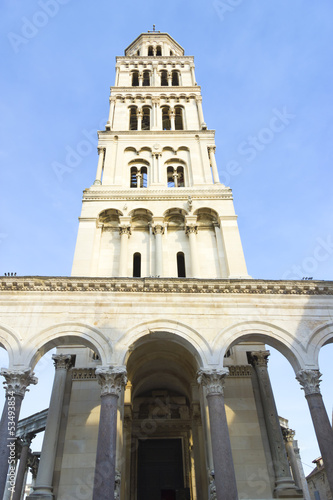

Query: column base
274;477;304;498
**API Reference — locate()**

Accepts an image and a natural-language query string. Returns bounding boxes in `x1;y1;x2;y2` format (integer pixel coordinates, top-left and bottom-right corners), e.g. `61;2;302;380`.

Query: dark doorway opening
177;252;186;278
137;439;184;500
133;252;141;277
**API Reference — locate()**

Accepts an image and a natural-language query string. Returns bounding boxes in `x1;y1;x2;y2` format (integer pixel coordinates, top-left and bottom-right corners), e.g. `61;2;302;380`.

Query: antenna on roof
153;24;156;31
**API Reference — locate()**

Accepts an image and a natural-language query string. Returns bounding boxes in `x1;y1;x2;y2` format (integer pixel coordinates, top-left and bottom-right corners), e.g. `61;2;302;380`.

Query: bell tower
71;30;249;279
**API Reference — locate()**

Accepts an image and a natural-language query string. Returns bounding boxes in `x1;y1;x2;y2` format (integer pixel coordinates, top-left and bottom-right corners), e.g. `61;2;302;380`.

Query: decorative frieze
228;365;252;377
72;368;97;380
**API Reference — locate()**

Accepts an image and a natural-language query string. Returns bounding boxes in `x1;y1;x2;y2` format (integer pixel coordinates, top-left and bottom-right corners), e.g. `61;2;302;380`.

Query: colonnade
1;350;333;500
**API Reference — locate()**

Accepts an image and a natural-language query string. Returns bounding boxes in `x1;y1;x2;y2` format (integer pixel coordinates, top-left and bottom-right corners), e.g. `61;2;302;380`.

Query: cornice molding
0;277;332;295
82;187;233;202
110;86;201;93
116;56;195;62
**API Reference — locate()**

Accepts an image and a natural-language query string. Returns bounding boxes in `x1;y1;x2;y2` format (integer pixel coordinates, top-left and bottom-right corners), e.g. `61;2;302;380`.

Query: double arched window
167;166;185;187
161;106;184;131
129;106;151;131
132;71;139;87
148;45;162;56
130;166;148;188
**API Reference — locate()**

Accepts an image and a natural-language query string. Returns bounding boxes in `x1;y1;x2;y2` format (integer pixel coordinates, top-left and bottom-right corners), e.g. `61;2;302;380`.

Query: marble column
28;354;72;500
13;434;35;500
137;109;142;131
196;96;207;129
118;224;131;277
190;64;196;86
94;147;105;185
106;97;116;130
170;109;175;131
167;72;172;87
152;65;157;86
138;72;143;87
197;369;238;500
185;221;200;278
136;172;142;189
296;369;333;497
281;428;303;490
0;369;37;500
208;146;220;184
250;351;302;497
92;366;127;500
152;222;164;277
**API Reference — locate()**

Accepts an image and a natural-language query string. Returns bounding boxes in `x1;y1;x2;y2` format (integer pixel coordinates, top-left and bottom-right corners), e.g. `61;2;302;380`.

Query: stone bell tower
71;29;249;280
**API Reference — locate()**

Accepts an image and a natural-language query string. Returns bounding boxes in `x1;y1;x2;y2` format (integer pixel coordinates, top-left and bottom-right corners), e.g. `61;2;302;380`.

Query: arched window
172;71;179;86
177;166;185;187
142;106;150;130
177;252;186;277
143;71;150;86
130;167;138;188
162;107;171;130
156;46;162;56
129;107;138;130
132;71;139;86
137;50;140;56
161;70;168;86
175;106;184;130
148;46;154;56
167;166;175;187
133;253;141;277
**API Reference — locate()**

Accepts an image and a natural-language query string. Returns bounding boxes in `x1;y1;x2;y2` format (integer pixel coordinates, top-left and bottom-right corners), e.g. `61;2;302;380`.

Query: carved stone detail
72;368;97;380
96;366;127;397
282;428;295;443
1;369;38;397
228;365;252;377
185;224;198;235
119;226;131;237
197;368;229;395
250;350;270;367
296;369;322;396
152;224;164;235
52;354;73;370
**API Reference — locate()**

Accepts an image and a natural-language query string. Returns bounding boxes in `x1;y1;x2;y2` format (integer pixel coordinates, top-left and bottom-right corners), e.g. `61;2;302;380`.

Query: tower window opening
133;253;141;277
167;166;175;187
175;106;184;130
172;71;179;86
141;167;148;188
143;71;150;86
156;46;162;56
130;167;138;188
142;106;151;130
170;50;173;56
132;71;139;86
177;252;186;278
129;107;138;130
177;166;185;187
162;107;171;130
137;50;140;56
161;70;168;86
148;46;154;56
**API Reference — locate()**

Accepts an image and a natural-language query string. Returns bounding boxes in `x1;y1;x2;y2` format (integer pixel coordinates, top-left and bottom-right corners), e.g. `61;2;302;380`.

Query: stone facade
0;31;333;500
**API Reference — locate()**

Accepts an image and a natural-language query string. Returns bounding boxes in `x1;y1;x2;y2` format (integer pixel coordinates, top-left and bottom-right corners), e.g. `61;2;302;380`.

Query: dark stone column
296;369;333;497
12;434;35;500
250;351;302;498
92;366;127;500
0;369;37;499
197;368;238;500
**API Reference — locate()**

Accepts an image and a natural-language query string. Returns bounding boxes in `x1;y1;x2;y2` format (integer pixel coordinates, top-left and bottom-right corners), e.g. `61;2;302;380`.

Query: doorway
137;439;186;500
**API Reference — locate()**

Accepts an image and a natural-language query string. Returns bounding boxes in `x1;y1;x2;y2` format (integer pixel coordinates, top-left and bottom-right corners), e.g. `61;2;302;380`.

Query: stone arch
0;324;21;368
214;320;306;372
22;322;112;369
116;319;212;367
306;322;333;367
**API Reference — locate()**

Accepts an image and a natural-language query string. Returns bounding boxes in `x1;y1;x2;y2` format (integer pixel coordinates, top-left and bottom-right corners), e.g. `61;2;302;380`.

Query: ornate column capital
97;146;106;155
152;224;165;235
282;428;295;443
197;368;229;396
95;366;127;397
21;433;36;448
249;350;270;367
52;354;73;371
195;95;203;103
1;369;37;397
119;225;131;237
208;145;216;154
296;369;322;396
185;224;198;235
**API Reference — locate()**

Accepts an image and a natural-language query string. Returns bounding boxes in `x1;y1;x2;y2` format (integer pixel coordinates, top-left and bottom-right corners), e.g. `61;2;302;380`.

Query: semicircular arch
0;324;22;367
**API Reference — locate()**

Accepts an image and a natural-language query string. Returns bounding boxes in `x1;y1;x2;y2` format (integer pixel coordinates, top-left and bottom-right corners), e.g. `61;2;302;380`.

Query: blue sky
1;0;333;480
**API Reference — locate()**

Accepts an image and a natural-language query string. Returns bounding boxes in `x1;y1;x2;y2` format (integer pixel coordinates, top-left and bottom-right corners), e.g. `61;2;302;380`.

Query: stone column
152;65;157;86
250;351;302;497
13;435;35;500
208;146;220;184
137;109;142;131
197;369;238;500
173;172;179;187
170;109;175;130
92;366;127;500
136;172;142;189
106;97;116;130
0;369;37;500
185;218;200;278
296;369;333;497
196;96;207;129
167;72;172;86
118;221;131;277
28;354;72;500
281;429;302;490
190;64;196;85
152;222;164;277
94;147;105;185
138;72;143;87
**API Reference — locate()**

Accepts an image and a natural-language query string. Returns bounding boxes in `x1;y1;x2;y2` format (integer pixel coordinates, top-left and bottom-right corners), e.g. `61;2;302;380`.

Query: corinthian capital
249;350;270;367
296;369;322;396
52;354;73;371
282;428;295;443
197;368;229;395
96;366;127;397
1;369;38;397
152;224;164;235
